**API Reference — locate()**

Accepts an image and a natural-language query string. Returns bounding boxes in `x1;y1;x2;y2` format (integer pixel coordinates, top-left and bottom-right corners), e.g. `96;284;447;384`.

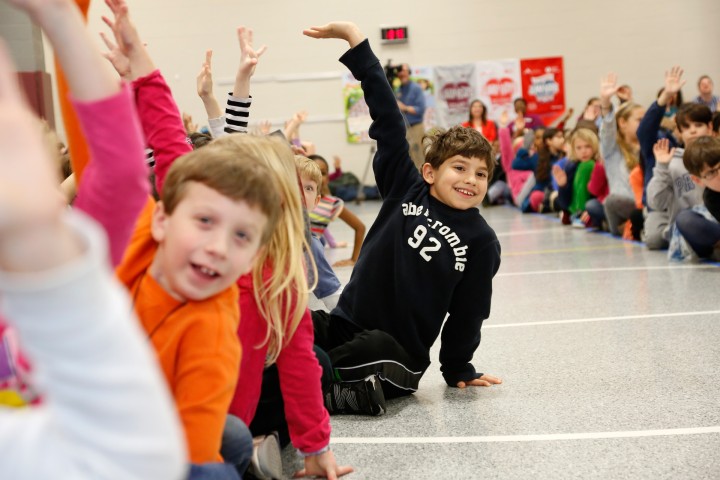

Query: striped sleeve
224;94;252;134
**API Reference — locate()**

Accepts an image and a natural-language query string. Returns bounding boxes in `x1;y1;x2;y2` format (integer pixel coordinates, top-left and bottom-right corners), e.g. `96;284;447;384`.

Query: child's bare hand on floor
294;450;353;480
457;374;502;388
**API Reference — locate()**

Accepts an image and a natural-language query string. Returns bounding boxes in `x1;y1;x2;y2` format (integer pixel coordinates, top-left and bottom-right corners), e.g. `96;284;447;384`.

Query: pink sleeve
498;125;513;175
132;70;193;195
72;84;150;267
499;124;531;200
328;168;342;181
276;309;331;454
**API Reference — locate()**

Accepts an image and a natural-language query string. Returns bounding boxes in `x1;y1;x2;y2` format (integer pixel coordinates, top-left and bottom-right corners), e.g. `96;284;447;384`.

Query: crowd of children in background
473;67;720;261
0;2;718;480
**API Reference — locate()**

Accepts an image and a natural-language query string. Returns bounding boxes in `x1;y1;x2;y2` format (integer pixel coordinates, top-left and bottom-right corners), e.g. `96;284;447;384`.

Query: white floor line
497;264;718;277
485;310;720;329
495;227;560;237
331;426;720;444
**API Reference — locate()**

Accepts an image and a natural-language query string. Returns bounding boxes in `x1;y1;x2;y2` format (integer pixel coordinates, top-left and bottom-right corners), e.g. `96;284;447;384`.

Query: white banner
474;59;522;123
434;63;477;128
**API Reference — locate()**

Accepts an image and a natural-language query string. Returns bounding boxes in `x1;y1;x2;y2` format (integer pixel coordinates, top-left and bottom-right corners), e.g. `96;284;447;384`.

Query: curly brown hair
423;125;494;179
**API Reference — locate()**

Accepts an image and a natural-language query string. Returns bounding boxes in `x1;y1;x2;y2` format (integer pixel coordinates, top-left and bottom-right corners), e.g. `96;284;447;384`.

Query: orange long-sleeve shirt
116;201;241;463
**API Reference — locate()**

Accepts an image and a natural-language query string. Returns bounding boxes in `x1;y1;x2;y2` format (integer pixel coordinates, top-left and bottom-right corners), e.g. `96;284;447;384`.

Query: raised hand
333;156;342;171
258;120;272;135
182;112;197;134
303;22;364;48
457;373;502;389
197;49;214;99
99;30;130;80
663;66;686;96
552;164;567;187
599;72;619;104
293;450;353;480
101;0;155;81
236;26;267;80
499;110;510;128
653;138;675;165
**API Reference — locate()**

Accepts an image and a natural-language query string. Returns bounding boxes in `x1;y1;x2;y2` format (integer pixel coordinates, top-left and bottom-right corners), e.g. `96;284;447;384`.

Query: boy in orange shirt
116;143;281;470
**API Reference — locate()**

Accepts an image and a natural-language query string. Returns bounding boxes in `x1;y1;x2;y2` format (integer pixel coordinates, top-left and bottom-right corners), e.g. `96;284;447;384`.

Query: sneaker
247;432;283;480
325;374;386;416
571;214;585;229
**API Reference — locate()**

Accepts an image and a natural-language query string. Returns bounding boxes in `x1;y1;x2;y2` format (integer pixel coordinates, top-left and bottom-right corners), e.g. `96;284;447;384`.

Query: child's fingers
256;45;267;58
205;49;212;66
99;31;117;51
292;469;307;479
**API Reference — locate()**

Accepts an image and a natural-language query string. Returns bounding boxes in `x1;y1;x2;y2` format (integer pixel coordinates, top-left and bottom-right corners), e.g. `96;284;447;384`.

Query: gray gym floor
282;201;720;479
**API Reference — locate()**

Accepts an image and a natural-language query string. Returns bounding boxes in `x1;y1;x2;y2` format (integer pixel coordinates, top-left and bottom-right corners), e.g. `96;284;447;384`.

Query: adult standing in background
694;75;718;113
396;63;426;170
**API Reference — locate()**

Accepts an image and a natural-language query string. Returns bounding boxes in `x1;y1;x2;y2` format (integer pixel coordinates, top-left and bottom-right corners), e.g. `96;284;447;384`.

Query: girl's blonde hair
615;102;642;171
568;128;600;162
213;134;314;365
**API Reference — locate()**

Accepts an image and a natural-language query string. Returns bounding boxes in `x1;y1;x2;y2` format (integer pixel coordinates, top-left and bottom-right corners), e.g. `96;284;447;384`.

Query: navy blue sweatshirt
332;39;501;386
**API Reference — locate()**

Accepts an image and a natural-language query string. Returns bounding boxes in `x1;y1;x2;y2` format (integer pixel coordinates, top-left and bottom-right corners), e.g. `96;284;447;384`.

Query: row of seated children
483;67;720;261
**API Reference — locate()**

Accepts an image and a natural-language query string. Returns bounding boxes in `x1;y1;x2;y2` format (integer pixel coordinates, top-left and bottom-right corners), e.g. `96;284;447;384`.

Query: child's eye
235;231;251;242
454;166;465;172
196;216;212;225
477;171;488;178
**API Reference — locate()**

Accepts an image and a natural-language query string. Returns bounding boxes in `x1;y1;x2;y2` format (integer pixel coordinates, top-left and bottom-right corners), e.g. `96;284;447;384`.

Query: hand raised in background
552;163;567;187
599;72;619;104
653;138;675;165
236;26;267;80
196;49;214;99
100;0;155;81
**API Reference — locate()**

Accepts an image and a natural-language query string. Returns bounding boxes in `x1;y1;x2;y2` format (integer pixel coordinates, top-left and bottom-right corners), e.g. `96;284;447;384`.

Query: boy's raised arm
304;22;415;199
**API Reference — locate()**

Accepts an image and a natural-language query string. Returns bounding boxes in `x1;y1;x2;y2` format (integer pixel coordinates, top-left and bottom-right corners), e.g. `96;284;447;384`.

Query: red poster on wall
520;57;565;127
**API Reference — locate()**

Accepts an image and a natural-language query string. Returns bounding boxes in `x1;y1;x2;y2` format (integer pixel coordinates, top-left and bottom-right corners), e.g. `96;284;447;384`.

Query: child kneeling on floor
303;22;502;416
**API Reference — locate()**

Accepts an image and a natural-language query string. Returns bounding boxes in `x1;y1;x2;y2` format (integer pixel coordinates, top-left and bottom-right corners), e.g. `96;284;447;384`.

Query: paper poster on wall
342;72;372;144
475;59;523;123
434;64;476;128
520;57;566;127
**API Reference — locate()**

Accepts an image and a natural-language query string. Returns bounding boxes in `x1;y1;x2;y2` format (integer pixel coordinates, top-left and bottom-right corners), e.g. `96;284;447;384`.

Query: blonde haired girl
599;73;646;236
553;128;601;226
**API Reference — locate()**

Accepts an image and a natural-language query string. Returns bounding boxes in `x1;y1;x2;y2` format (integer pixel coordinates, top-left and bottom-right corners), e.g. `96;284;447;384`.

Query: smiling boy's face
423;155;488;210
150;181;267;301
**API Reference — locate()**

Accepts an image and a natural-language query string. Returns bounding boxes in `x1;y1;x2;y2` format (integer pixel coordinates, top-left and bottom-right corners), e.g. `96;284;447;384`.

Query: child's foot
325;374;386;416
560;211;571;225
247;432;283;480
571;214;586;229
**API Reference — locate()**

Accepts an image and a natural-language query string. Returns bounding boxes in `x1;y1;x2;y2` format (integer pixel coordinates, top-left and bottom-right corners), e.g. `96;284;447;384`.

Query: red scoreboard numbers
381;26;409;44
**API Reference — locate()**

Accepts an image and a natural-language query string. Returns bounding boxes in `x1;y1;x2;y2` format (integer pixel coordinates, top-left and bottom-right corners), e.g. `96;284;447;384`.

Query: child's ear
421;162;436;184
150;201;169;243
689;174;703;186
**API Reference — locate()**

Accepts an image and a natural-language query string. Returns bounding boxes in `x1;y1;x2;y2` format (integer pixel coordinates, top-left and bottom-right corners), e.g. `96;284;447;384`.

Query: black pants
248;345;332;449
311;310;425;399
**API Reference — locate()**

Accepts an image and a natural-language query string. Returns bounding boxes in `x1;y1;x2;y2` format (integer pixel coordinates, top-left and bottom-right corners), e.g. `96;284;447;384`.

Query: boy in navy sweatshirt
304;22;502;416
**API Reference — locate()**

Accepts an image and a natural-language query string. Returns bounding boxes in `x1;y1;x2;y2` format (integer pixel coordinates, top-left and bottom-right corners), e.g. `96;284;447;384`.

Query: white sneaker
248;432;283;480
